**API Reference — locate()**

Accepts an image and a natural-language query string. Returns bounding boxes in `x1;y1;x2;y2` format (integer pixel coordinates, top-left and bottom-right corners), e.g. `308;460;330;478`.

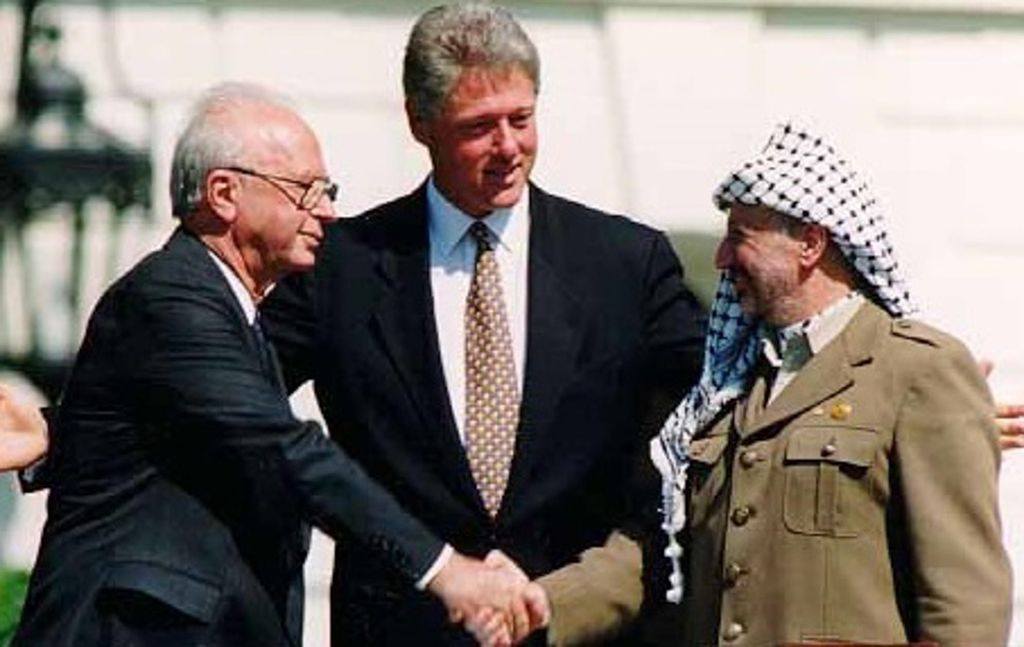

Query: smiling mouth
484;164;520;183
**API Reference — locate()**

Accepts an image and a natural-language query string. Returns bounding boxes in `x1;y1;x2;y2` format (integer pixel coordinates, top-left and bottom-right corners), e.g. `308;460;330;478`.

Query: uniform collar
762;291;864;372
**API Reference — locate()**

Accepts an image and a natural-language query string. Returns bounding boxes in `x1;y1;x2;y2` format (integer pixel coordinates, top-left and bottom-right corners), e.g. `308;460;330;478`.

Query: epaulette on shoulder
890;318;942;347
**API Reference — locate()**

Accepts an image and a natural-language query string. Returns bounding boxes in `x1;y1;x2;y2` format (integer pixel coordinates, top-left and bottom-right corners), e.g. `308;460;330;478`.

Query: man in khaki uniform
520;123;1012;646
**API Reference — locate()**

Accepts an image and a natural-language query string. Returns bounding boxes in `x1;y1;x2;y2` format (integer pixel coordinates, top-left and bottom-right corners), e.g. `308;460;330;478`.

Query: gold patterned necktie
464;221;519;518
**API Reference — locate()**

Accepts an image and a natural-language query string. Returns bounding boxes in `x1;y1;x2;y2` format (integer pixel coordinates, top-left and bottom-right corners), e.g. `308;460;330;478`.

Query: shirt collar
426;176;529;257
762;291;865;371
207;250;259;325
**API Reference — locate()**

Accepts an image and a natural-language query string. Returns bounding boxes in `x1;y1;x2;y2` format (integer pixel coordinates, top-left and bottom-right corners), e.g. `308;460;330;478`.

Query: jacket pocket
686;433;731;527
100;561;221;623
783;426;878;536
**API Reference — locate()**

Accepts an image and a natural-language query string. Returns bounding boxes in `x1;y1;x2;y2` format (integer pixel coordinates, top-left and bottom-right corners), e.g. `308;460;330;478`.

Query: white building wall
1;1;1022;644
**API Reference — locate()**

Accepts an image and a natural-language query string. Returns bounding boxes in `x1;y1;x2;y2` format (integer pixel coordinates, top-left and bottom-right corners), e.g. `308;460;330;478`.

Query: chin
287;254;317;273
488;185;526;210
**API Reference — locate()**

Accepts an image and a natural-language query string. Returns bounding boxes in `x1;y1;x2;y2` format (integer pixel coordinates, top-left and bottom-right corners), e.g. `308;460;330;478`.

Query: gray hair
169;82;293;217
403;2;540;122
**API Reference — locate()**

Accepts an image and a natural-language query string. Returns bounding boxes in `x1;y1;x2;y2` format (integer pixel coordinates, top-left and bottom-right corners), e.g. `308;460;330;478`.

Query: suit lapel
738;302;882;438
502;186;585;515
169;228;283;392
367;188;482;509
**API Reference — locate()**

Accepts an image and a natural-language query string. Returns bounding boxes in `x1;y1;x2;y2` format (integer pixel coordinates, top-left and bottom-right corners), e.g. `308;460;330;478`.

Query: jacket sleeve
116;273;444;583
538;530;643;646
894;335;1011;644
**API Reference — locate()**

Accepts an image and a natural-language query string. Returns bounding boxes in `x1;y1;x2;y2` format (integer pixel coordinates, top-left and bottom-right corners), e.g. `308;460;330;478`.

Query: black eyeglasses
222;166;338;211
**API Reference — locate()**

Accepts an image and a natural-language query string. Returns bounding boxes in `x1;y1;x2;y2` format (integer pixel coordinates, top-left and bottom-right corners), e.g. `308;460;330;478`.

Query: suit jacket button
722;621;745;642
739;450;759;468
731;506;754;526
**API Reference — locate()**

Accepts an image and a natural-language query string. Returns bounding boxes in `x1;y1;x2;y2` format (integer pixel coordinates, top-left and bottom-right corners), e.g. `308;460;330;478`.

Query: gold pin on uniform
830;402;852;420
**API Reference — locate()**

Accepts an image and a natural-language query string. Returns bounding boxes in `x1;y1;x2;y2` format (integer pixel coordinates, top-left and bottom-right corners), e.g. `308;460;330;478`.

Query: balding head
170;83;313;217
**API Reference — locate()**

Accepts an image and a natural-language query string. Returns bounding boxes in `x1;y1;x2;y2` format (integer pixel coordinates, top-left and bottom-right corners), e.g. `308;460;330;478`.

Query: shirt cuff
415;543;454;590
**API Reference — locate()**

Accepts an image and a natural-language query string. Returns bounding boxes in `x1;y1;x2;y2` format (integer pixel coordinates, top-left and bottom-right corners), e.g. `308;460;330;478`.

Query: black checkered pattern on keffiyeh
651;122;917;603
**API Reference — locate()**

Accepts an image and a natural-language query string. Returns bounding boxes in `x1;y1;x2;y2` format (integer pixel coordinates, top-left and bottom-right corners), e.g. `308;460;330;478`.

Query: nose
493;119;519;158
310;196;339;222
714;239;734;270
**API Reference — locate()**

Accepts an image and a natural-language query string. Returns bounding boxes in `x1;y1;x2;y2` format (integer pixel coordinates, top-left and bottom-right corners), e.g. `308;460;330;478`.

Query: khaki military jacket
682;301;1010;646
541;301;1011;647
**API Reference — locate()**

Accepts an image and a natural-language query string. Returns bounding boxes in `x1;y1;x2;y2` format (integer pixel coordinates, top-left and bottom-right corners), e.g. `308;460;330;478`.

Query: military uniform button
722;621;745;642
739;450;759;468
731;506;754;526
724;562;746;586
821;443;837;457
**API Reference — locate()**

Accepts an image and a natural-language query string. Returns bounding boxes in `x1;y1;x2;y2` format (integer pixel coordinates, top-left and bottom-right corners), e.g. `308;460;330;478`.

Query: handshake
429;549;552;646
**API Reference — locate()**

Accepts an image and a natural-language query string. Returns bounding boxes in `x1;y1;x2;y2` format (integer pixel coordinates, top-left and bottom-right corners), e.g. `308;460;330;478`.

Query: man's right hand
428;550;522;644
0;384;48;471
464;580;549;647
428;549;550;646
463;551;550;646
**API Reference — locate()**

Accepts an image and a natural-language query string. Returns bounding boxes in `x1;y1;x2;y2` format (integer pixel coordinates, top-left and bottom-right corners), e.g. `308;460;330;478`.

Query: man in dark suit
260;4;706;645
12;83;525;647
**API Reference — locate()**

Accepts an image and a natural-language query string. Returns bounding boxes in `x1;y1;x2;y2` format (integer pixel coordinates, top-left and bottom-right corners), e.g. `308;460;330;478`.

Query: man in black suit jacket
13;83;523;647
261;5;706;645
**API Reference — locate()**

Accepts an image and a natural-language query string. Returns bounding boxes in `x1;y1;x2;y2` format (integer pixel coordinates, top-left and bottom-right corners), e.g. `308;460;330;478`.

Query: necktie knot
469;221;493;252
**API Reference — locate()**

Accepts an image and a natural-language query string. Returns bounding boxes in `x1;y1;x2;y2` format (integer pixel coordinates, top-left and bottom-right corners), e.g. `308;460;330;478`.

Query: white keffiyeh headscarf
653;122;917;603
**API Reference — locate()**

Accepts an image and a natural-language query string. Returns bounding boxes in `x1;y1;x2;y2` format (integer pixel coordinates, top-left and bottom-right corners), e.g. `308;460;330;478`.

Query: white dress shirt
208;250;259;325
427;178;530;443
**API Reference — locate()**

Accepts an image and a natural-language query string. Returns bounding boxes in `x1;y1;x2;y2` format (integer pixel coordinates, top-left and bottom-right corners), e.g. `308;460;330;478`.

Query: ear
798;224;830;268
204;169;240;225
405;100;431;146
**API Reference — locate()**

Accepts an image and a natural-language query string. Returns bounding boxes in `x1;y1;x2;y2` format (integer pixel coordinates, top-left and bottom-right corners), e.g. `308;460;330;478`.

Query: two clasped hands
430;549;551;646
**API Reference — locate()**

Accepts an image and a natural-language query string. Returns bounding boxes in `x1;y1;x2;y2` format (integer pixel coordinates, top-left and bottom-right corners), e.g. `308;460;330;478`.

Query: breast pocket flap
785;425;878;468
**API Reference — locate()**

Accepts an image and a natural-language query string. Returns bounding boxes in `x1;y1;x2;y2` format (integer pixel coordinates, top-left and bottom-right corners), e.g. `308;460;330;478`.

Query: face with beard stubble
715;204;806;325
